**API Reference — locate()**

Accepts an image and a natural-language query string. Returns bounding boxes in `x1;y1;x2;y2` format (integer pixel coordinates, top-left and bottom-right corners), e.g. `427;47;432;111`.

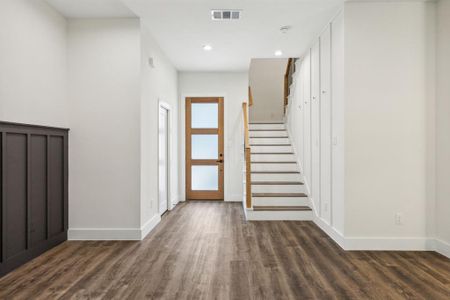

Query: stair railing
284;58;294;114
248;86;254;107
242;102;252;209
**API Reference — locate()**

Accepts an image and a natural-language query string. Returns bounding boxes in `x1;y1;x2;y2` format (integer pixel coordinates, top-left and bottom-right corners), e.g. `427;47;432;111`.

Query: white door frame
158;101;172;215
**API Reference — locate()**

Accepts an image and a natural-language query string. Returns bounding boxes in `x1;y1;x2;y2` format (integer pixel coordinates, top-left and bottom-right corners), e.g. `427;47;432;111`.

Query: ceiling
46;0;136;18
46;0;343;71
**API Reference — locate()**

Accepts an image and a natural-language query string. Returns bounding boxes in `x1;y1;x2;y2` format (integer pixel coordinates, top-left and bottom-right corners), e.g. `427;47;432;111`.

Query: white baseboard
226;193;243;202
312;214;447;254
68;214;161;241
313;214;345;249
431;238;450;258
170;196;180;209
140;214;161;240
343;237;429;251
68;228;142;240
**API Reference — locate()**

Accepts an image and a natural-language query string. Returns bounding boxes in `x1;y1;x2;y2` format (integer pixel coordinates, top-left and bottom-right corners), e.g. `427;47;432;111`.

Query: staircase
245;122;312;220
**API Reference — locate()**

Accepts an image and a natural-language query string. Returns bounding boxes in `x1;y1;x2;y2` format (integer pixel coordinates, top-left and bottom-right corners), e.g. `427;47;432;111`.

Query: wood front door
185;97;224;200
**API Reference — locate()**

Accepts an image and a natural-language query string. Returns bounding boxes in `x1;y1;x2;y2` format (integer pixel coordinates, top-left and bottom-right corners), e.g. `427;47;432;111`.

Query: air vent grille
211;9;241;20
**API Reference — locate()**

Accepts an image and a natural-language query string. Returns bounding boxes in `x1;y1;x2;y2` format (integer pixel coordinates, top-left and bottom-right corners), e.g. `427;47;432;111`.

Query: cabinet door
311;40;321;213
320;25;332;223
30;135;48;246
4;133;28;259
302;50;312;188
48;136;65;237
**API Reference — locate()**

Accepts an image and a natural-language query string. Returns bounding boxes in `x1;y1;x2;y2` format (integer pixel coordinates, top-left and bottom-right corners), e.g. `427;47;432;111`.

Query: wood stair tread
252;192;307;197
251;181;304;185
253;206;311;211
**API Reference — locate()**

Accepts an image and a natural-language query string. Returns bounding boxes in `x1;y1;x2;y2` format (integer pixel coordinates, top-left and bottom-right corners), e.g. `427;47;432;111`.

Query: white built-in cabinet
319;26;332;224
290;24;334;225
302;51;312;190
310;41;321;214
288;11;343;230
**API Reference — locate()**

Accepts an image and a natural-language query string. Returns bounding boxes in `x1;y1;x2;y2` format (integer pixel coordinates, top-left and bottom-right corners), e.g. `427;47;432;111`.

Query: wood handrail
242;102;252;209
243;102;249;148
284;58;293;114
248;86;254;107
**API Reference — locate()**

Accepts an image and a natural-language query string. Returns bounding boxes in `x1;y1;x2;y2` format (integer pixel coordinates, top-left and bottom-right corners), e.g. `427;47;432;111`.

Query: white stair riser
246;210;313;221
251;146;293;153
249;124;285;130
249;138;290;145
252;184;306;193
252;163;298;172
251;154;296;162
250;131;288;137
251;173;302;181
252;197;309;206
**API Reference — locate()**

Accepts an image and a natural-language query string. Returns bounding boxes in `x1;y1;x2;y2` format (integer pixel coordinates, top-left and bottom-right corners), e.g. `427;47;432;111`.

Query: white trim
68;214;161;241
285;123;312;210
68;228;141;240
246;209;313;221
313;214;345;248
158;101;172;215
343;237;430;251
312;215;449;253
432;238;450;258
227;193;243;202
171;196;179;208
140;214;162;240
159;101;172;111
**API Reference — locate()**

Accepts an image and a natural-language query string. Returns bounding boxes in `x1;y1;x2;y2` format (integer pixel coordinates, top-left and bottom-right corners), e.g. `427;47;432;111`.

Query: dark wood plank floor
0;202;449;299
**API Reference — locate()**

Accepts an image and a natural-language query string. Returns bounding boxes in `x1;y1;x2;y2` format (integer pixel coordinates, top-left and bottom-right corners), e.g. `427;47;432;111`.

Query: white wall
435;0;450;253
0;0;68;127
287;2;442;252
67;19;142;238
344;1;435;242
140;23;179;230
178;72;248;202
0;1;179;240
249;59;287;122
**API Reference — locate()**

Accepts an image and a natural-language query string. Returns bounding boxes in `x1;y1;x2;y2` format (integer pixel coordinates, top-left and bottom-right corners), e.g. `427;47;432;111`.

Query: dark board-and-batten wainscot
0;121;68;277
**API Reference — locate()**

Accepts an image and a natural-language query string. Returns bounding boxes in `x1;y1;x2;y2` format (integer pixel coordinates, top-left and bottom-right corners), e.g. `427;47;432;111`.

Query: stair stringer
285;124;315;213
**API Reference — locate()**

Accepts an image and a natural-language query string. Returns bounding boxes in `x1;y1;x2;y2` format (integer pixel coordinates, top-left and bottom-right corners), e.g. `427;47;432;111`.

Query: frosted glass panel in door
192;166;219;190
192;134;218;159
191;103;218;128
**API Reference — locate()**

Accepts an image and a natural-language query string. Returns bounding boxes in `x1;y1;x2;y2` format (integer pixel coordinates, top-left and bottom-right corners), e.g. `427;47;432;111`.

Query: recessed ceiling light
203;44;213;51
275;50;283;56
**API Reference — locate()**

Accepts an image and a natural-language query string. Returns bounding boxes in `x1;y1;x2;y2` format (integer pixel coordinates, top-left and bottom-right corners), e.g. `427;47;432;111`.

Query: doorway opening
159;102;171;215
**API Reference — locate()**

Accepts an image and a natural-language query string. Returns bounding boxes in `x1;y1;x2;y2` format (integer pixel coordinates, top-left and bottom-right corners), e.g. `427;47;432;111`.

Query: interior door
185;97;224;200
159;106;169;214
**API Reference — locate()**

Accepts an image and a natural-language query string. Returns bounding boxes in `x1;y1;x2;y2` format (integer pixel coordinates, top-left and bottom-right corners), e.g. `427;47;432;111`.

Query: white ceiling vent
211;9;241;21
